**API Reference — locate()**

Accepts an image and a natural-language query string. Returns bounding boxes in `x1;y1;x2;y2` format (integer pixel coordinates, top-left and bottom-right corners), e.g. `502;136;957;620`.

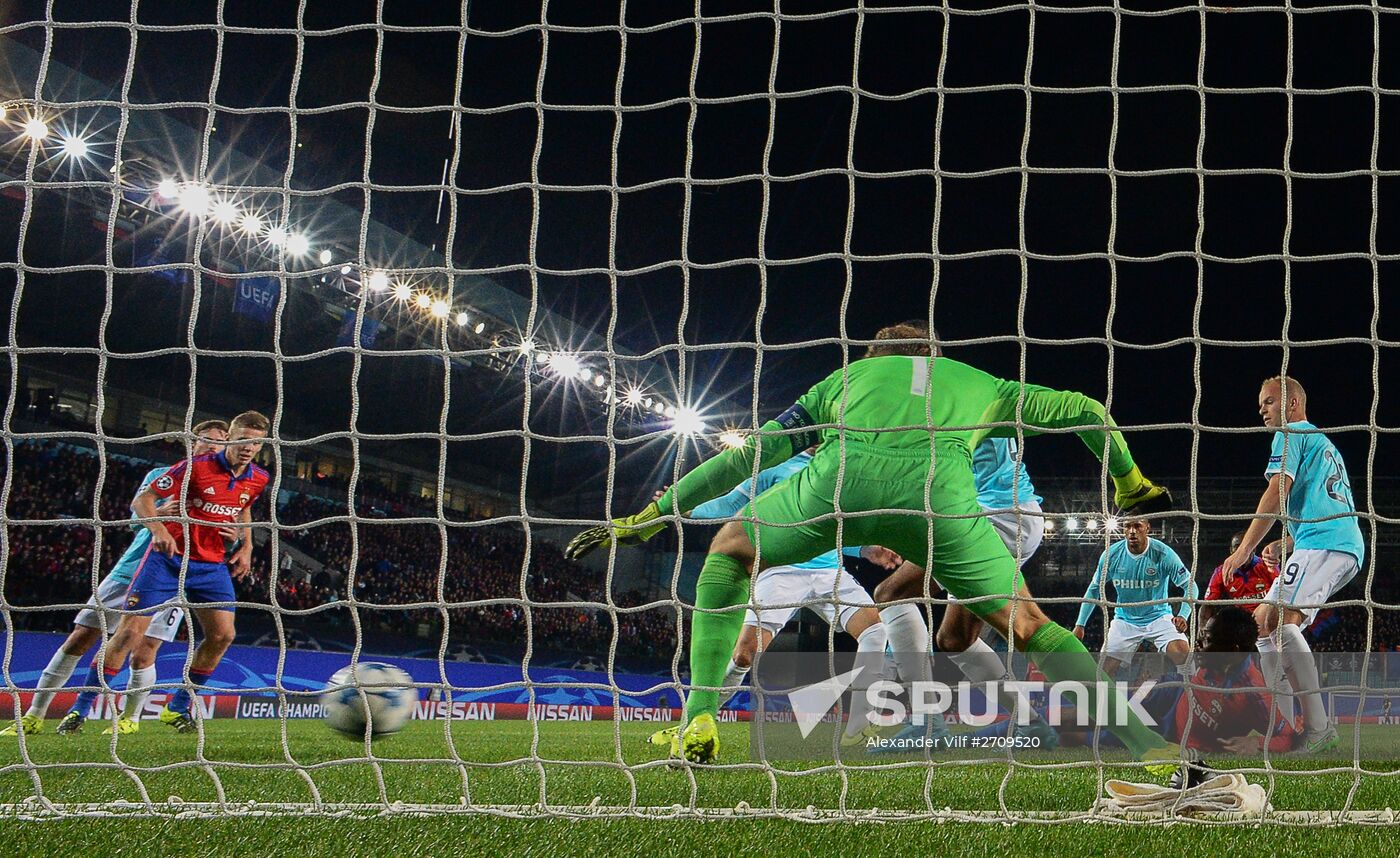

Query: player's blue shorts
125;550;236;614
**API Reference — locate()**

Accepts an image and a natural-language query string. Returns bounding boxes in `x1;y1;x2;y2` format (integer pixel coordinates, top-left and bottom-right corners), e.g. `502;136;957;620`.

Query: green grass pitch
4;719;1399;856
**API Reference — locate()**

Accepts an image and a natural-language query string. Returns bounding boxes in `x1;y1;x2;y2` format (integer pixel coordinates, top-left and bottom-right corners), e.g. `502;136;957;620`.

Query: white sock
718;658;750;708
26;650;84;719
948;637;1040;725
122;665;157;721
845;623;889;738
880;603;931;686
1256;634;1294;722
1278;624;1329;738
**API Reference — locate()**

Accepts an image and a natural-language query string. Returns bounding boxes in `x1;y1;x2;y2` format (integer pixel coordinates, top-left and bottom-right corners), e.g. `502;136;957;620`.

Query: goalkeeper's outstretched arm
564;413;810;561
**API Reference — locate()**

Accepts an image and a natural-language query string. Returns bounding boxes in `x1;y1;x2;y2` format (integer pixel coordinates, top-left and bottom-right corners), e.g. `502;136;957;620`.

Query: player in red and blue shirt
99;411;271;733
1200;532;1280;627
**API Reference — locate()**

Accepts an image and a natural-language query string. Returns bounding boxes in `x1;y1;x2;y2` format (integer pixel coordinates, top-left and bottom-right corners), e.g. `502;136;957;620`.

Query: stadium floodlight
318;248;333;265
1104;515;1120;532
670;406;706;436
1066;517;1080;532
210;200;239;225
1043;519;1056;533
430;299;449;319
266;226;288;247
367;271;390;292
624;387;645;408
455;311;469;327
549;352;582;379
592;373;606;387
340;265;352;276
392;282;412;301
285;233;310;256
654;401;667;415
238;211;263;235
178;184;210;216
59;134;88;159
155;177;178;200
474;321;485;334
517;339;536;355
414;292;432;310
664;404;677;418
1086;518;1100;532
642;397;654;409
21;117;47;141
719;430;746;449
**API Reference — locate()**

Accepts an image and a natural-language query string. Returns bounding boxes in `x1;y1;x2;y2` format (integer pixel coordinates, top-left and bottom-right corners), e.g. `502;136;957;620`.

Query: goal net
1;0;1396;825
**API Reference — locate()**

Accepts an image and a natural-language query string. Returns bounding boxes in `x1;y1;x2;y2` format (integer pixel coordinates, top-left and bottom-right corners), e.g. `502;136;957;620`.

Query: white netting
0;1;1396;825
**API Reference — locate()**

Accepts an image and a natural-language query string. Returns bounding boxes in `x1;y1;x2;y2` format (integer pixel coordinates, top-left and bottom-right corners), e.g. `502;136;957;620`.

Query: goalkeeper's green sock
1023;622;1166;759
683;554;751;724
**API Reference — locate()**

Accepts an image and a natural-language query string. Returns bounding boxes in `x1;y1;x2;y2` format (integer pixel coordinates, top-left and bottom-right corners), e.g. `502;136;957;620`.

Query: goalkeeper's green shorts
740;439;1020;618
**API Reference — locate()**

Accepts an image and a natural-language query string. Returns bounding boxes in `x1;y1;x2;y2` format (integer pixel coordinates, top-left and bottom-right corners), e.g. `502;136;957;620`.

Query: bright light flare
670;406;706;436
238;211;264;235
266;225;288;247
1043;519;1056;532
1105;516;1120;532
1066;517;1080;532
368;271;390;292
548;353;582;380
392;282;412;301
414;292;432;310
474;322;485;334
318;249;333;265
624;388;645;408
455;311;470;327
178;184;210;216
518;339;537;355
22;117;48;141
592;373;606;387
430;299;450;319
156;178;178;200
285;233;310;256
210;200;240;225
59;134;88;159
718;430;747;449
1086;518;1101;532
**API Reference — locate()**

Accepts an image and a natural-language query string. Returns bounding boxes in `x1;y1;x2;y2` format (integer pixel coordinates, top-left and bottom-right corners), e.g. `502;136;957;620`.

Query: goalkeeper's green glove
564;502;666;561
1113;466;1173;516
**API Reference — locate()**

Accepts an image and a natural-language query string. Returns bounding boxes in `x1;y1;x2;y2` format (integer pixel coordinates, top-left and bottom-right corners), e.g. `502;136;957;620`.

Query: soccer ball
321;662;417;737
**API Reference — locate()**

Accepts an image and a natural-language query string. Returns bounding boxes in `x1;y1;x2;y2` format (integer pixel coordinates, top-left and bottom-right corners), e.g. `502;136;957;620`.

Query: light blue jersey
973;437;1042;511
1266;421;1365;565
1076;537;1197;628
102;466;168;587
691;452;855;571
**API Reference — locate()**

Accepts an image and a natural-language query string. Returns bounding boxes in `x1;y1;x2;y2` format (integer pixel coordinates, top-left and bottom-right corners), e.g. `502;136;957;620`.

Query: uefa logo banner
744;651;1400;764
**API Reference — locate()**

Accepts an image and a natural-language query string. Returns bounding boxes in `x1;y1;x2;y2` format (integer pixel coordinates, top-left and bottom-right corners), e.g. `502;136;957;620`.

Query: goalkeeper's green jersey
660;355;1135;516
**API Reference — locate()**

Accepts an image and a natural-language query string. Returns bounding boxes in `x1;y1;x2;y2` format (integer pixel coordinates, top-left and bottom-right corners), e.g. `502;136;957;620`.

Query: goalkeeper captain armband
772;403;820;455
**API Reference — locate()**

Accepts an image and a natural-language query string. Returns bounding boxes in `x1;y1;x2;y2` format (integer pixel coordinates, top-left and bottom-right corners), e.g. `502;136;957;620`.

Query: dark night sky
2;0;1398;514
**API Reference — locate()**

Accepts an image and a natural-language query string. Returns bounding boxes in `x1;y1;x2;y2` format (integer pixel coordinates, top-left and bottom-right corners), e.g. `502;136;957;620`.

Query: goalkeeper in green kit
566;321;1180;776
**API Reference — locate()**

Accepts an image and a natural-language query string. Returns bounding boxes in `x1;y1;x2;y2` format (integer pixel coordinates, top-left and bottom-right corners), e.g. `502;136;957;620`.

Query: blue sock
168;668;213;715
68;665;108;717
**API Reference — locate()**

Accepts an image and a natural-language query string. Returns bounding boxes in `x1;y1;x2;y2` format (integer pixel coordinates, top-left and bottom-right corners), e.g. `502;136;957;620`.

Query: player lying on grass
2;421;230;738
568;321;1180;776
1056;607;1304;762
1073;517;1196;679
872;433;1057;750
1219;376;1362;754
646;451;924;753
84;411;270;735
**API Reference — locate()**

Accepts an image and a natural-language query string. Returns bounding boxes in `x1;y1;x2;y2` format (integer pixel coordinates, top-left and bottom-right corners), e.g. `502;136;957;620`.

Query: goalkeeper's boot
1142;745;1184;782
102;718;139;736
680;712;720;764
648;724;680;750
159;705;198;734
1015;718;1061;750
1114;467;1173;518
840;722;884;749
55;711;86;735
1169;752;1214;791
0;714;42;737
1300;728;1340;755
